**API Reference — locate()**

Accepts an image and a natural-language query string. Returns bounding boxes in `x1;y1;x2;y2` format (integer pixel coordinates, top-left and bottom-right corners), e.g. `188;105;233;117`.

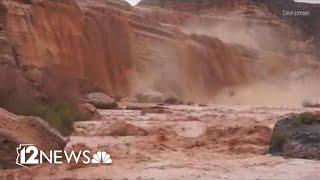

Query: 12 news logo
16;144;112;168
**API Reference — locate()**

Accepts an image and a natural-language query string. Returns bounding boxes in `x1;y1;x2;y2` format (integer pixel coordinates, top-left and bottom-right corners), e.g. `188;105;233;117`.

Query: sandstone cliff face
0;3;11;65
258;0;320;57
139;0;320;57
1;0;317;110
137;0;320;106
0;0;267;108
139;0;253;13
4;0;135;96
130;17;255;102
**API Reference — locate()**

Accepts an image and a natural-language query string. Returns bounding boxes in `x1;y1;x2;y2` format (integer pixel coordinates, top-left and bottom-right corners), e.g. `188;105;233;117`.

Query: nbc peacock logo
91;151;112;164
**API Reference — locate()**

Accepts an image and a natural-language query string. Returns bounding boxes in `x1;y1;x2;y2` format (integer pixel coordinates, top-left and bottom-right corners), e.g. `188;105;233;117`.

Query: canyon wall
138;0;320;106
139;0;253;13
4;0;135;96
0;0;263;109
2;0;317;111
139;0;320;57
0;0;138;113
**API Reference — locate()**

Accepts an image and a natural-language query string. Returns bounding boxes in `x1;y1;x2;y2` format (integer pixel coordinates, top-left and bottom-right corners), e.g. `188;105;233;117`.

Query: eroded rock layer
0;0;319;111
139;0;320;56
0;0;262;109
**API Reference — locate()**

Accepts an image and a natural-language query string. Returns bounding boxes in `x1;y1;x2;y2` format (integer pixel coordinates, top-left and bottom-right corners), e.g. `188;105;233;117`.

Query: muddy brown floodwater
1;105;320;180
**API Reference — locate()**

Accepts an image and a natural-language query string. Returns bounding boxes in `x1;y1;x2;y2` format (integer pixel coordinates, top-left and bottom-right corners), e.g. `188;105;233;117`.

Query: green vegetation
292;112;320;126
30;101;88;136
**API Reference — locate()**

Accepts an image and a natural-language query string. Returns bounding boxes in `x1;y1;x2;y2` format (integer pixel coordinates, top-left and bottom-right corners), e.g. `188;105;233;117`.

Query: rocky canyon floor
1;104;320;180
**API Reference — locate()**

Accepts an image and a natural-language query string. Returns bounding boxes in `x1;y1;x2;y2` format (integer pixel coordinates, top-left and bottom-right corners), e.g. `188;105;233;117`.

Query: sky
294;0;320;3
125;0;320;6
126;0;141;6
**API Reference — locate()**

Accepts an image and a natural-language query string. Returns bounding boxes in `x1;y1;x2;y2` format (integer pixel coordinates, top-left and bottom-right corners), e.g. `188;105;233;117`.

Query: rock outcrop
0;0;260;108
270;112;320;160
0;108;66;169
139;0;253;12
259;0;320;50
139;0;320;56
3;0;135;95
0;0;319;111
86;92;117;109
135;90;165;103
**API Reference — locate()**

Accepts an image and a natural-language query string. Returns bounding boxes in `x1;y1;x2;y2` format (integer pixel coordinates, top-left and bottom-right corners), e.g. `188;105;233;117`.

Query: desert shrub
302;99;320;108
0;67;91;136
292;112;320;126
30;100;87;136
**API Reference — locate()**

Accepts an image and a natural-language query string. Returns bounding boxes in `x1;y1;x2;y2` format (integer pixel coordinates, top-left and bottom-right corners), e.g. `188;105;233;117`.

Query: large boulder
135;90;182;104
0;108;66;169
163;92;183;105
270;112;320;160
77;103;101;120
86;92;117;109
135;90;164;103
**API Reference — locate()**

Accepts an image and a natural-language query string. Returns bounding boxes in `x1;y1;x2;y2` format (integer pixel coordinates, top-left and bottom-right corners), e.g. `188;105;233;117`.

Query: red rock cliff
139;0;320;56
0;0;294;110
4;0;135;95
